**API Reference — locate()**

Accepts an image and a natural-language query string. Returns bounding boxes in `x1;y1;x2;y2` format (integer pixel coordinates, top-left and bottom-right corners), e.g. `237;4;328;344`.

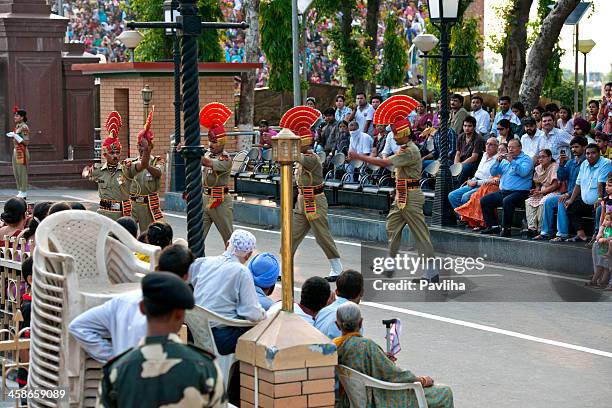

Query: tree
238;0;261;131
365;0;381;95
260;0;293;92
537;0;564;96
519;0;580;110
128;0;223;62
377;13;408;88
547;79;583;108
496;0;533;101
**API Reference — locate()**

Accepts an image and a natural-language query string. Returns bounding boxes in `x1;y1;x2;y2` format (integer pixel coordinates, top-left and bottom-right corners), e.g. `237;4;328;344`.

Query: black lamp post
163;0;185;192
426;0;461;227
128;1;248;257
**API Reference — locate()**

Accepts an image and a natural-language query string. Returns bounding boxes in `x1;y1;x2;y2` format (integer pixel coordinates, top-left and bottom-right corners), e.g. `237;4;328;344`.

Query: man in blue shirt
535;137;587;241
564;143;611;242
491;96;521;137
480;138;533;237
314;270;363;339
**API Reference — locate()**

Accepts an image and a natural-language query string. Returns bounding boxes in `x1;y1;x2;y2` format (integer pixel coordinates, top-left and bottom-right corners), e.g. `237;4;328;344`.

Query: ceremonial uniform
200;102;235;244
203;151;233;243
97;272;226;408
126;156;164;231
12;121;29;196
280;105;343;278
89;162;131;221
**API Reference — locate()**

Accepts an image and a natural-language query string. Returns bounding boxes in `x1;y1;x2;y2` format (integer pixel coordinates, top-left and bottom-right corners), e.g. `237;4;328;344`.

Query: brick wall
98;74;237;193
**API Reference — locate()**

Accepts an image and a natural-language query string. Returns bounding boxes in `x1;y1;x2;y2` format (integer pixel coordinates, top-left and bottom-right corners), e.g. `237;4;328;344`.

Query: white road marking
61;194;97;203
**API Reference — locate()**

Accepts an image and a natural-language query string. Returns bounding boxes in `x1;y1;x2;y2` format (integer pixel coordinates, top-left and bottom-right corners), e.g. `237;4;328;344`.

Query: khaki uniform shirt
125;156;164;196
297;152;323;187
90;162;130;201
203;152;232;188
389;142;422;180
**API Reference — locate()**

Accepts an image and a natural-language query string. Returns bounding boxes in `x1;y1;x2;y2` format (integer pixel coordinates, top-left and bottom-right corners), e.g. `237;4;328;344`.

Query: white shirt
472;152;498;185
471;108;491;136
558;118;574;134
349;131;373;155
520;129;546;159
381;131;400;157
266;302;314;325
189;251;265;324
355;103;375;135
541;127;572;161
68;290;146;364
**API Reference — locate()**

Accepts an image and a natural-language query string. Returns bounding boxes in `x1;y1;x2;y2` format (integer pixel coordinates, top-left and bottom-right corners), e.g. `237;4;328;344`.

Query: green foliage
127;0;223;62
545;79;582;107
377;13;408;87
260;0;293;91
328;27;372;89
537;0;564;95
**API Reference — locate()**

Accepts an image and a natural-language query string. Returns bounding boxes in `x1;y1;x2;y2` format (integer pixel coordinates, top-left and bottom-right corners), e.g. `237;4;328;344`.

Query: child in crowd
17;257;33;388
592;176;612;289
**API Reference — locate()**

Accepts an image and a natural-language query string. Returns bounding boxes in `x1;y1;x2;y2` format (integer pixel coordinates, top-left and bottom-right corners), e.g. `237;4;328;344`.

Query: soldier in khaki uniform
82;111;132;221
98;272;226;407
279;106;344;281
199;102;234;244
10;107;30;199
126;107;164;232
349;96;438;282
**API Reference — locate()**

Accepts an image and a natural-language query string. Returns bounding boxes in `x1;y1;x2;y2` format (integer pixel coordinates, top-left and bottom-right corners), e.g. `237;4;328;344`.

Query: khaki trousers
386;190;434;258
12;151;28;192
291;193;340;259
203;194;234;244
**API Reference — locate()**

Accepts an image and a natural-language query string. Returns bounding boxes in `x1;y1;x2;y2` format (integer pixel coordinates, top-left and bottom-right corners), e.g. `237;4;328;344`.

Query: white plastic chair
28;210;161;408
185;304;256;388
336;364;428;408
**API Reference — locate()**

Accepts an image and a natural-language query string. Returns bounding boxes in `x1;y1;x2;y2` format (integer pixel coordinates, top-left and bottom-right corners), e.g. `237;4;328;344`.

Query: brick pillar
236;311;337;408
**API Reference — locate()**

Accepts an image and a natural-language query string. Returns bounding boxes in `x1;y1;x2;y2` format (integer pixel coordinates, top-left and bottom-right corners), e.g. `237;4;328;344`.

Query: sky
483;0;611;75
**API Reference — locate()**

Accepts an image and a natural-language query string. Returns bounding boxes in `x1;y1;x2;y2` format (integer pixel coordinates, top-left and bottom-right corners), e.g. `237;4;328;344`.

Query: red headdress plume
138;106;155;145
12;105;19;114
373;95;419;139
280;106;320;146
200;102;232;145
103;111;122;153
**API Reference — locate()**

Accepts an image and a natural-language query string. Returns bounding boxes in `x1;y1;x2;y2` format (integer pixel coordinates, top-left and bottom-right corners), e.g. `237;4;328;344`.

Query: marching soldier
280;106;344;281
97;272;226;407
348;95;439;283
10;106;30;199
82;111;132;221
198;102;234;244
125;107;164;232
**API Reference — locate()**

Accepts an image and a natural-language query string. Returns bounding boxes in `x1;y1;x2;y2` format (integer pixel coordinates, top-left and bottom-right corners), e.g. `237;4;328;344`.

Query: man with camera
480;138;533;237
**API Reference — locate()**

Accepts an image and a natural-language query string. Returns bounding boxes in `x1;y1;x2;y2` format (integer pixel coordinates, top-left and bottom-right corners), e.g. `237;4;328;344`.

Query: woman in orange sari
455;144;508;230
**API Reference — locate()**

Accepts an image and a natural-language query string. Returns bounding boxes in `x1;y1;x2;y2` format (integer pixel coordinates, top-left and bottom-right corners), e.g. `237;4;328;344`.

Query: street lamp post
141;84;153;123
127;3;248;257
164;0;185;192
413;34;439;105
116;30;144;62
427;0;461;227
271;129;301;312
578;39;595;117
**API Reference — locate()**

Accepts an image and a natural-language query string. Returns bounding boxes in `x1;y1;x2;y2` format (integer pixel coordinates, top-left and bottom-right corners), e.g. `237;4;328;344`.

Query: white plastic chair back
336;365;428;408
185;305;256;388
28;210;161;407
231;150;248;174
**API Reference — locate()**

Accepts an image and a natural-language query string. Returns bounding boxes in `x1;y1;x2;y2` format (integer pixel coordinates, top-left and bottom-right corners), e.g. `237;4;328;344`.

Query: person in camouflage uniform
199;102;234;244
279;106;344;282
97;272;226;407
125;107;164;232
10;107;30;199
348;96;438;283
83;111;132;221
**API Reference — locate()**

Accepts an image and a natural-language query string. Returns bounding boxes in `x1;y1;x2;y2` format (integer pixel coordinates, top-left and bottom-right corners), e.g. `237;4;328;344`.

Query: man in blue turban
247;252;280;310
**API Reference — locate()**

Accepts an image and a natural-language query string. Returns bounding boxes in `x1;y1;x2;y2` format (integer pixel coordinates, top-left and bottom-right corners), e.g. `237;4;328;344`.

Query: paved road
2;189;612;407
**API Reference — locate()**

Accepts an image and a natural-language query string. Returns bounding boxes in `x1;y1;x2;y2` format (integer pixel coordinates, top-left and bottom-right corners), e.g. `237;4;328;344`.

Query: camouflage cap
142;272;195;310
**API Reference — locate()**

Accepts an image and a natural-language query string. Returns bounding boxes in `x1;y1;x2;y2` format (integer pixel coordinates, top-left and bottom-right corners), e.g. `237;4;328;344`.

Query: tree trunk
365;0;381;96
238;0;261;145
519;0;580;110
498;0;533;102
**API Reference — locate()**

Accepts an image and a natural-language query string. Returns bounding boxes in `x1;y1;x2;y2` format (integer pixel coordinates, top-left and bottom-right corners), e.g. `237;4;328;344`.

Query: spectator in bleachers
454;116;485;185
314;270;363;339
594;133;612;160
16;256;33;388
511;101;526;136
590;177;612;288
412;100;434;144
563;143;611;243
520;117;545;160
558;106;574;134
0;197;27;246
480;139;533;237
524;149;559;236
491;96;521;138
347;121;373;182
335;95;352;123
18;201;52;249
470;95;490;137
572;117;595;145
531;106;545;130
247;252;280;311
541;112;571;161
371;124;388;158
449;137;498;211
545;103;560;122
587;100;601;134
449;94;469;136
334;302;454;408
495;119;516;145
255;119;277;152
116;216;138;238
354;92;375;136
536;137;587;241
318;108;340;156
422;127;458;171
371;94;383;111
267;276;332;325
